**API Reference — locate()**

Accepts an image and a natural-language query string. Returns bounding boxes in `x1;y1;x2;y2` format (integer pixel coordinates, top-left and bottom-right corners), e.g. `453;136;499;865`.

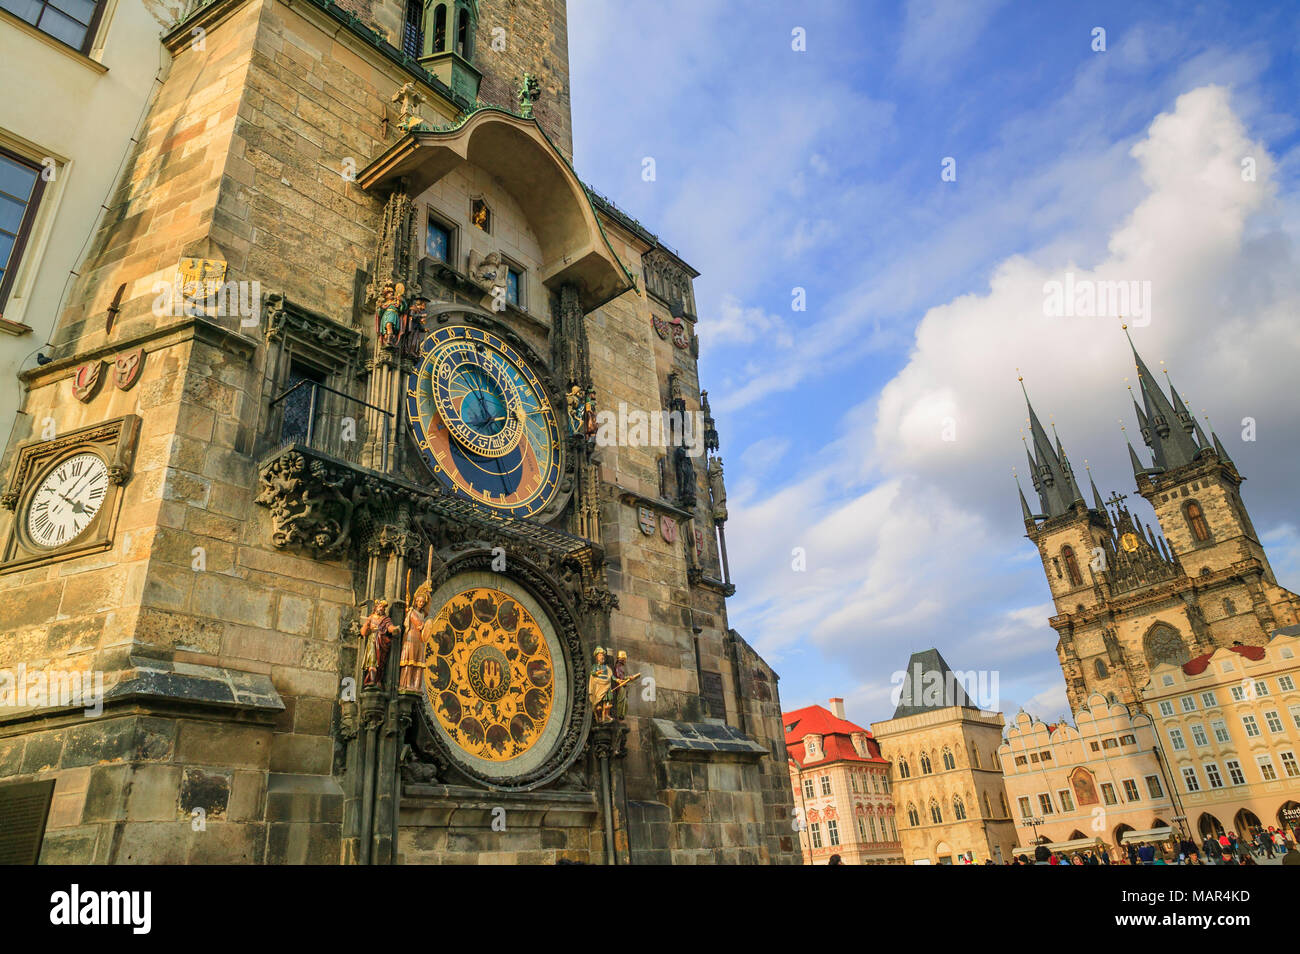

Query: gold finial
1016;366;1023;383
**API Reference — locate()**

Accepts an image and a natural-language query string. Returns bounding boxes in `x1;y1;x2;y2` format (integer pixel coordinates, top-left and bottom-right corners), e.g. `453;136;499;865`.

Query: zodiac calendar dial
407;326;563;519
423;586;555;763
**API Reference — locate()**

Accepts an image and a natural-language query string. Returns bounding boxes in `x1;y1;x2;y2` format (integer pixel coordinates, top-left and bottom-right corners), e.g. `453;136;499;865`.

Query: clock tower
0;0;798;864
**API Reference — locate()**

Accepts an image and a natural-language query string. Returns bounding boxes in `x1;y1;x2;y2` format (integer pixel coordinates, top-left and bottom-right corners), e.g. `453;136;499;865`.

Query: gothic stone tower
1017;332;1300;716
0;0;798;865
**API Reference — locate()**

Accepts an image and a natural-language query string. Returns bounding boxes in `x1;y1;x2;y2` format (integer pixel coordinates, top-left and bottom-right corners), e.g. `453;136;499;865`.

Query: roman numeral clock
0;416;140;572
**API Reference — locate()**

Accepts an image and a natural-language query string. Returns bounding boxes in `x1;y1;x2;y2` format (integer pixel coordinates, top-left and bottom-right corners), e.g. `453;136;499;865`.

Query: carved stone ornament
391;82;428;134
71;361;102;402
264;293;363;355
638;506;655;535
176;256;228;315
652;314;669;340
660;515;678;544
112;348;145;391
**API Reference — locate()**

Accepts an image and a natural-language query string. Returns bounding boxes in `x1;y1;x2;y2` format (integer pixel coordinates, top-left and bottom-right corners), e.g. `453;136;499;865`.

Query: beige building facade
999;694;1178;858
0;0;181;430
786;698;902;865
1144;630;1300;843
872;650;1018;865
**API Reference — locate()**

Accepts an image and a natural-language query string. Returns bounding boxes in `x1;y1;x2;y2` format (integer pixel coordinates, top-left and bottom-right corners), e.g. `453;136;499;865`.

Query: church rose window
1143;623;1190;669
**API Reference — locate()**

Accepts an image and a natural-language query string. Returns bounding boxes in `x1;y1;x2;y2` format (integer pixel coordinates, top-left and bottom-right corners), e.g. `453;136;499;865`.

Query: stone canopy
357;108;634;312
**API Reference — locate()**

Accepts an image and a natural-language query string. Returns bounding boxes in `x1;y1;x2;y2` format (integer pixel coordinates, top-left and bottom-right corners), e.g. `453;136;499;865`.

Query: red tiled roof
783;704;886;765
1182;643;1267;675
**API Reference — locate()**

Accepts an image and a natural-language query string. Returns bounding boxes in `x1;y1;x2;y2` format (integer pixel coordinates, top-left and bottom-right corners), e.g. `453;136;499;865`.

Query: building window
907;803;920;826
1279;675;1295;692
505;265;522;307
1185;501;1210;542
898;758;910;779
1225;759;1245;786
427;215;453;263
1181;768;1200;793
1265;710;1284;734
1254;681;1270;698
1144;775;1163;798
1256;756;1277;782
810;823;822;848
1280;751;1299;778
1119;734;1136;746
0;0;104;53
1122;779;1139;802
952;796;966;821
1223;597;1236;615
1095;658;1108;678
970;744;981;769
1204;763;1224;789
983;792;992;817
279;361;327;445
1057;788;1074;812
1190;724;1208;747
1101;738;1118;750
850;775;858;793
1168;728;1185;751
1180;695;1197;713
1291;705;1300;730
1015;754;1028;766
1158;700;1174;717
930;801;943;824
1100;783;1118;806
801;777;814;799
819;775;831;796
401;0;424;57
857;816;868;841
1201;690;1218;708
1000;793;1010;818
1230;685;1246;702
455;2;472;58
920;753;932;774
1211;719;1230;743
1018;796;1031;819
942;747;956;771
1089;741;1100;753
1037;793;1053;815
0;147;48;311
1062;545;1083;586
1242;715;1260;738
827;819;839;846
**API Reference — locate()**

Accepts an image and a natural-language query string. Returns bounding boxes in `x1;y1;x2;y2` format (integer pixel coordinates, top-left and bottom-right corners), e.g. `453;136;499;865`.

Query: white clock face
27;452;110;549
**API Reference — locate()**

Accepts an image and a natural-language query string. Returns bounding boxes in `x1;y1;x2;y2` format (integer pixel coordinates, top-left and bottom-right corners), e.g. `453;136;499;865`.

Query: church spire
1020;374;1083;518
1124;326;1200;471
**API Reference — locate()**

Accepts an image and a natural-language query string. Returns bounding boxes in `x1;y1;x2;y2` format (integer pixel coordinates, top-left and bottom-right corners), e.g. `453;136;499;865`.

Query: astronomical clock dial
26;452;109;549
407;326;563;519
420;578;574;788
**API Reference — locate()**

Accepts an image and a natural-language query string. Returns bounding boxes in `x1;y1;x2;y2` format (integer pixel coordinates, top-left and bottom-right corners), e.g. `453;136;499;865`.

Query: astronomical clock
401;322;588;790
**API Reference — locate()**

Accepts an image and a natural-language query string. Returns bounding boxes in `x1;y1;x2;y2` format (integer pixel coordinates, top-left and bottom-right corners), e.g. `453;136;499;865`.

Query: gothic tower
1018;333;1300;716
0;0;798;864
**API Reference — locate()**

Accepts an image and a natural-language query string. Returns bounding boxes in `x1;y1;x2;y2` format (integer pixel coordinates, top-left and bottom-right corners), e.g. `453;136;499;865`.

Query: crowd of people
1012;827;1300;865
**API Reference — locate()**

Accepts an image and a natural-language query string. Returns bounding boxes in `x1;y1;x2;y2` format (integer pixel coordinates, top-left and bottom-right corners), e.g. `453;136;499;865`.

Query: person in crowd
1282;845;1300;866
1137;842;1156;865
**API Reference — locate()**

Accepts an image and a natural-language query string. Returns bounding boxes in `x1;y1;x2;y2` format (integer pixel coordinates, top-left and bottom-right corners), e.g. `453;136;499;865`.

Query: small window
432;3;447;52
1211;719;1230;743
801;777;814;799
1100;782;1117;805
1279;675;1295;692
952;796;966;821
471;197;491;233
1062;545;1083;586
1095;658;1108;678
505;265;522;307
1144;774;1163;798
1190;724;1208;747
1265;710;1284;734
930;801;944;824
1018;796;1031;819
1162;675;1174;686
898;758;910;779
1201;690;1218;708
1119;734;1136;746
1057;788;1074;812
907;803;920;826
1121;778;1139;801
0;147;48;311
1037;793;1053;815
1168;728;1185;751
1158;700;1174;717
1181;768;1200;793
1204;763;1223;789
1185;501;1210;542
920;753;932;774
1280;751;1299;778
810;822;822;848
941;747;956;771
1225;759;1245;785
819;775;831;796
1254;680;1270;698
401;0;424;57
427;215;453;263
1;0;104;54
1015;755;1028;766
1101;738;1118;750
1180;695;1197;712
1241;715;1260;738
827;819;840;846
1256;755;1277;782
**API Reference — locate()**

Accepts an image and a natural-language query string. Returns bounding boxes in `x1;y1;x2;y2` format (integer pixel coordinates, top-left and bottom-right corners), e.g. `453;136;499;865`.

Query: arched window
920;753;933;775
942;747;956;771
432;4;448;53
401;0;424;58
456;4;472;59
1000;793;1010;817
983;792;992;818
1095;658;1108;678
898;757;910;779
1223;597;1235;615
970;743;981;769
907;803;920;826
1062;545;1083;586
953;796;967;821
1185;501;1210;542
930;800;943;824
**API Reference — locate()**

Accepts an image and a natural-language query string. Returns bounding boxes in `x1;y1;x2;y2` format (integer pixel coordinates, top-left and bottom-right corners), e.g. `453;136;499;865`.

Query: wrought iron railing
268;380;392;471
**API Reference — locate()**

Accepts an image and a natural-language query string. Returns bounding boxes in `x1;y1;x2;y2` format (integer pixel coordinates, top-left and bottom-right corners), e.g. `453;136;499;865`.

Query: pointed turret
1124;327;1200;470
1127;440;1147;481
1020;378;1084;518
1017;477;1034;523
1212;430;1233;465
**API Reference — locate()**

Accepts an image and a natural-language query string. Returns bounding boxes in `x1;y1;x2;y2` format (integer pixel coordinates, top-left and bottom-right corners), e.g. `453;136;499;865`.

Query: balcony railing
269;379;392;471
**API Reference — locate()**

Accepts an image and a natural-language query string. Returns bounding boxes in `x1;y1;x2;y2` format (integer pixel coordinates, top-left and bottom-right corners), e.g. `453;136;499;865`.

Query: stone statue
391;82;427;134
467;249;503;288
566;383;584;436
399;582;431;694
589;646;613;724
401;296;428;359
708;456;727;522
674;445;696;508
613;650;629;721
375;279;405;347
582;387;598;441
361;599;400;688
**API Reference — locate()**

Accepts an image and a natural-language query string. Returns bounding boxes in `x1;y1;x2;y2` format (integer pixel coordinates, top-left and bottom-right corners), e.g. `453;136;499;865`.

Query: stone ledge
103;655;285;714
653;717;769;763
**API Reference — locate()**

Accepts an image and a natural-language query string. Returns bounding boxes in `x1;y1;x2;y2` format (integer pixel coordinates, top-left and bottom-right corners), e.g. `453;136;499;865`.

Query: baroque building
1016;330;1300;717
871;649;1018;865
0;0;798;865
1142;629;1300;844
999;695;1177;859
785;698;903;865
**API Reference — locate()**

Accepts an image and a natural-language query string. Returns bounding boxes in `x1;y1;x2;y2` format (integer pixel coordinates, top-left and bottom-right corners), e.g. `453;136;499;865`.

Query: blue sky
566;1;1300;729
